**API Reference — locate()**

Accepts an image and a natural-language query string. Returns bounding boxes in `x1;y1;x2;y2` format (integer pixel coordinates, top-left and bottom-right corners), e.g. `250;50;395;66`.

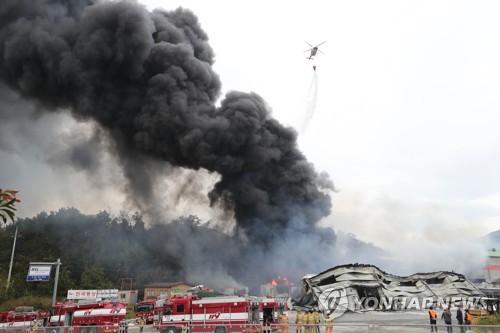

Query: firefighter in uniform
137;317;145;333
323;314;333;333
306;310;316;333
278;312;289;333
302;311;310;333
31;319;38;333
313;310;320;333
295;311;303;333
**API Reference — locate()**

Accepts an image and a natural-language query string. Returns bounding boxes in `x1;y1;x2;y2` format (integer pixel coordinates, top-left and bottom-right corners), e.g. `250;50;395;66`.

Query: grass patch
476;313;500;325
0;296;53;312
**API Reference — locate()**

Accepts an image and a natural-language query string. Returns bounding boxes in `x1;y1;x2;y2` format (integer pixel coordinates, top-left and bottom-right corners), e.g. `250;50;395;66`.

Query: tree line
0;207;212;305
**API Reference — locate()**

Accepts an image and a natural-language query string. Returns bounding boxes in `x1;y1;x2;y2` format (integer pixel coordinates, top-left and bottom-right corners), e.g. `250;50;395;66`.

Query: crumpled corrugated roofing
292;263;485;312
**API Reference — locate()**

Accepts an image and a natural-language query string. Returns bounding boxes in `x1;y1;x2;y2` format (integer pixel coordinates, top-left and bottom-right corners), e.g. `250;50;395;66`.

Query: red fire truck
155;295;286;333
46;300;127;333
135;299;157;324
0;306;49;331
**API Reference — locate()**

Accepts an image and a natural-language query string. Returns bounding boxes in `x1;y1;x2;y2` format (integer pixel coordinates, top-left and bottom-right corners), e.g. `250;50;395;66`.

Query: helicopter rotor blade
304;41;314;48
315;41;327;47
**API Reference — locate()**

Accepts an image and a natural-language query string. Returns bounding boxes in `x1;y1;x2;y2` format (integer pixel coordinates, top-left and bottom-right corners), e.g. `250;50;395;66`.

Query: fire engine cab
47;300;127;333
155;295;286;333
135;299;157;324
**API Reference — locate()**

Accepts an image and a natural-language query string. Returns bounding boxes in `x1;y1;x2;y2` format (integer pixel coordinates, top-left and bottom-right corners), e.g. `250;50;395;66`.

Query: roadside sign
26;264;52;281
67;289;119;300
67;290;98;299
97;289;119;299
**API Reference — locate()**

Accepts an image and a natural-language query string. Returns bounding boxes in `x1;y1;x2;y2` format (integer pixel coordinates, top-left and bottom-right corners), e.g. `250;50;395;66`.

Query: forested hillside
0;207;387;306
0;208;218;303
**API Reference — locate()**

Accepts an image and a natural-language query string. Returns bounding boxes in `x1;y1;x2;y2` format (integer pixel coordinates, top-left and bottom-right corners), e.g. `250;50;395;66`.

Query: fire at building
259;276;301;298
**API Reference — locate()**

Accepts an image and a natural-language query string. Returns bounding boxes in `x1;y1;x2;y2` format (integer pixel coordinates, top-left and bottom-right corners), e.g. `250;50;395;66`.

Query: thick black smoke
0;0;333;246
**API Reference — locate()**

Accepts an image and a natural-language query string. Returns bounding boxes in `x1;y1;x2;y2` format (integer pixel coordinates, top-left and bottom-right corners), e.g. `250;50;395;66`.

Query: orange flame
266;276;294;286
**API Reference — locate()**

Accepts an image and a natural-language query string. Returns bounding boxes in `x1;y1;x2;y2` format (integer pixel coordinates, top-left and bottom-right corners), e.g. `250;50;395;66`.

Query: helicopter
305;41;326;60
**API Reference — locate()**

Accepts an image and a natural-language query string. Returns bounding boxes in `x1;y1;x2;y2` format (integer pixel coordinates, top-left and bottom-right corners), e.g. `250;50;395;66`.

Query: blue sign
27;264;52;281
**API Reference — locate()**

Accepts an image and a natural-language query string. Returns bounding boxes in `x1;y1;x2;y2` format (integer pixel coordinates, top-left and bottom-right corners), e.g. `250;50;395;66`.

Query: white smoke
300;69;318;134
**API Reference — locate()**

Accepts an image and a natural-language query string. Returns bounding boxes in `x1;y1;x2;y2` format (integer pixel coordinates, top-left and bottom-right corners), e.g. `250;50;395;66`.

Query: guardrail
0;325;120;333
1;323;500;333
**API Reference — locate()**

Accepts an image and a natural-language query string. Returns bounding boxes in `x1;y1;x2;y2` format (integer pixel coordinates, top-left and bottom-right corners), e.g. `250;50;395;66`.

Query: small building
485;248;500;285
143;282;194;299
118;290;138;305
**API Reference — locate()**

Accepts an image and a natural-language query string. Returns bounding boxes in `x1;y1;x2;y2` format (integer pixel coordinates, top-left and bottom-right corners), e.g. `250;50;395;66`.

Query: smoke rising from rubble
0;0;335;284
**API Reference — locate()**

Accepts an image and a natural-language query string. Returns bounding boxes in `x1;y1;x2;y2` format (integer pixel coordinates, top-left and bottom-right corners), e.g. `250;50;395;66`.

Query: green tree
80;266;112;289
0;188;20;223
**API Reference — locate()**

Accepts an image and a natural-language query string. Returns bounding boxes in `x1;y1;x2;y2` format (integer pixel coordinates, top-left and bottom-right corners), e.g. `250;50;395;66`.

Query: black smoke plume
0;0;334;282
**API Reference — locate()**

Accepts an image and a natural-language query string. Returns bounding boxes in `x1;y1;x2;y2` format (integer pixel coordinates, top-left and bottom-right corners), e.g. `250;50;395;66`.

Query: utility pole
52;259;61;307
6;226;18;290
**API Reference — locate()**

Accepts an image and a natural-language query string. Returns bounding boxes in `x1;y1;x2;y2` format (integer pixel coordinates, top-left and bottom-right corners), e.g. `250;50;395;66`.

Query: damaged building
291;264;486;313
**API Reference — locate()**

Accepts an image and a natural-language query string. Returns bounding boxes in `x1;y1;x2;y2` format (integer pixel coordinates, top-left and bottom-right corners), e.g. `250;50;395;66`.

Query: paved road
134;311;500;333
282;311;498;333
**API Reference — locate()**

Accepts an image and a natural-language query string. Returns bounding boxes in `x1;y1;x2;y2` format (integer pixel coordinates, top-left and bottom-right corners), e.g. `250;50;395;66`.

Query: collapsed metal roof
291;264;485;313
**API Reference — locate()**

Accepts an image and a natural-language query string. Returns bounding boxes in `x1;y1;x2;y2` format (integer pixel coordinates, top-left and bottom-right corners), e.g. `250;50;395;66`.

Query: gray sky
141;0;500;262
1;0;499;274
